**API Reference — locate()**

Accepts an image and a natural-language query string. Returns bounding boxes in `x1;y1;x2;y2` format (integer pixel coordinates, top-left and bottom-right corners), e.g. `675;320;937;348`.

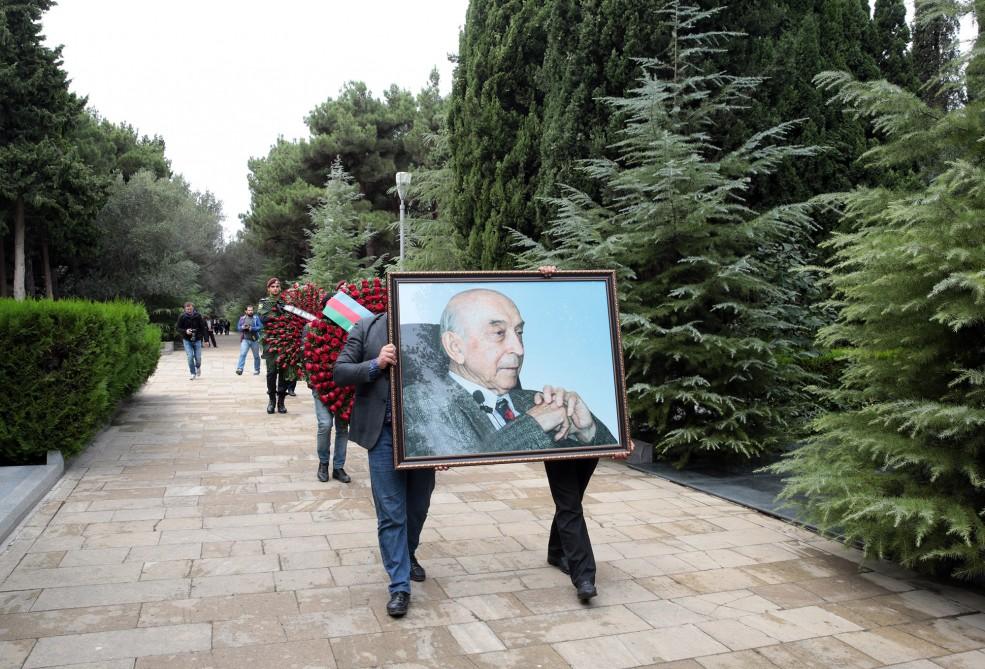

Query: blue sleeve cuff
368;358;380;380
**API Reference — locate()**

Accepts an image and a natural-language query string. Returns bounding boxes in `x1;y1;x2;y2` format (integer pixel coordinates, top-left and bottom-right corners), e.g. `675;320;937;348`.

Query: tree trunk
26;255;35;298
41;238;54;299
0;233;7;297
13;198;25;301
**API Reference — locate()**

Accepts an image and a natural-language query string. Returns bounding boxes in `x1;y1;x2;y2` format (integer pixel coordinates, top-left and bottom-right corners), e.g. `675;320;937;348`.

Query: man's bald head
440;289;525;395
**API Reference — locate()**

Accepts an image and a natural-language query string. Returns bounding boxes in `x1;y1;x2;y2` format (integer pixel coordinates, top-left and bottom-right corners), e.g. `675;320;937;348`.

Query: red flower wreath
262;282;328;380
304;277;388;421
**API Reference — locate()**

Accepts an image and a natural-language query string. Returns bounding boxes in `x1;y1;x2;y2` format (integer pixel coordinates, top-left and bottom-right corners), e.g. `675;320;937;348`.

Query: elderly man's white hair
438;288;517;338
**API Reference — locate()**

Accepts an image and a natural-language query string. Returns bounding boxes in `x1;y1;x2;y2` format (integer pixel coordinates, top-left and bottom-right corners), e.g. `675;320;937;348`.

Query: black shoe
266;396;276;414
332;468;351;483
386;591;410;618
410;556;426;582
317;462;329;482
287;389;296;397
235;368;243;376
576;581;597;603
277;395;287;414
547;555;570;575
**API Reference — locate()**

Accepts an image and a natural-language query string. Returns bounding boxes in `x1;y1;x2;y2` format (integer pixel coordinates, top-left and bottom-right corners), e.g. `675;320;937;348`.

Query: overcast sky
43;0;468;239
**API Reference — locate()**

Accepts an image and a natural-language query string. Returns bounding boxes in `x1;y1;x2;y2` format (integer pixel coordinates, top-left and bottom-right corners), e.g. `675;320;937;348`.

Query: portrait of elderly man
401;288;616;457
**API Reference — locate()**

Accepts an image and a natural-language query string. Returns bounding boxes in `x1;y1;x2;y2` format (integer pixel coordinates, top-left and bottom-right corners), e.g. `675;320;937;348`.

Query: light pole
396;172;412;268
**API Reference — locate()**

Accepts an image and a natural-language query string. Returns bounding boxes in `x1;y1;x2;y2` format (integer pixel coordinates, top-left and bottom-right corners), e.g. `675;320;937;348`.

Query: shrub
0;299;160;465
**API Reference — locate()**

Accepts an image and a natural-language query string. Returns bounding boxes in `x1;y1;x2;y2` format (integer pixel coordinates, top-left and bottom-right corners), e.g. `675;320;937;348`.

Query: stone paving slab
1;344;984;668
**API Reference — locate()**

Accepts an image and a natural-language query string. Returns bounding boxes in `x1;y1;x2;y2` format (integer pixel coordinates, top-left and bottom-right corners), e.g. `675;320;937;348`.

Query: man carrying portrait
401;286;618;602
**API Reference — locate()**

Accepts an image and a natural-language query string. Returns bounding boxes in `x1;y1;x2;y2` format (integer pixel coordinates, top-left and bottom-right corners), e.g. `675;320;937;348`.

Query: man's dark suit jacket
334;313;389;450
402;374;616;458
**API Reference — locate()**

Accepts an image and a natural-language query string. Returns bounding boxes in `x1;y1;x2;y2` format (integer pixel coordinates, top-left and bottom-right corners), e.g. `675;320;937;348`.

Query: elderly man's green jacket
402;375;616;458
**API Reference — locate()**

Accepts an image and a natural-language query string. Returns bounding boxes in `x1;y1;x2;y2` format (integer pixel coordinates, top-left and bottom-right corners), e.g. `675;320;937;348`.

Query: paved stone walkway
2;344;985;668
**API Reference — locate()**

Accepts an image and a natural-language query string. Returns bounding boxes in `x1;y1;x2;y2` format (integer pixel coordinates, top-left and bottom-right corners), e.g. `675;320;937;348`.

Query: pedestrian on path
304;311;350;484
259;277;289;414
236;305;262;376
335;312;437;618
176;302;207;380
536;265;634;602
205;316;218;348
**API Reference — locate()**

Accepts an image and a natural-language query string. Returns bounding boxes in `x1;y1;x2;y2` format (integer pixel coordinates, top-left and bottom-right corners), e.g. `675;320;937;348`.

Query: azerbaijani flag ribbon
323;291;373;332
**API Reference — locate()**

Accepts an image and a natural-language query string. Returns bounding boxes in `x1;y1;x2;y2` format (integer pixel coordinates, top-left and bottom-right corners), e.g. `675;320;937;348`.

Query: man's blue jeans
182;339;202;375
312;388;348;469
368;427;435;594
237;339;261;373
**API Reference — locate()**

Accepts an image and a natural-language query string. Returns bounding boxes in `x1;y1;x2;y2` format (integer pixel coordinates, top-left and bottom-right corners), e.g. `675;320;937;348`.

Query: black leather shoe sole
547;556;570;575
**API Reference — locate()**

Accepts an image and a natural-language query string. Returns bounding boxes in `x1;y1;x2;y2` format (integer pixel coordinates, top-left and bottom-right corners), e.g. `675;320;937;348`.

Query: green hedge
0;299;160;464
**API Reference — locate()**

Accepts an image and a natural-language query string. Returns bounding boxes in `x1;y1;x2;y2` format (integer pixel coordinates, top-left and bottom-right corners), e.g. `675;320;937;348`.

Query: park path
1;343;984;668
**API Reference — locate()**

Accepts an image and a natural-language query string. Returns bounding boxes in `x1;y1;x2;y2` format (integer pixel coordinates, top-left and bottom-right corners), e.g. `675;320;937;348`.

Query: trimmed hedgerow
0;299;160;464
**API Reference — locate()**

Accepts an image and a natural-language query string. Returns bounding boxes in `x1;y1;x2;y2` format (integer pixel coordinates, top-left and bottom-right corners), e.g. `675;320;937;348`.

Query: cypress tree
447;0;549;268
515;1;819;466
534;0;669;233
912;0;960;110
774;2;985;579
872;0;916;89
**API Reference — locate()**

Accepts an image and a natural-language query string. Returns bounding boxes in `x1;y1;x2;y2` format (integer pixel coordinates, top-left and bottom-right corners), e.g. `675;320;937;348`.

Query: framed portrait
388;270;632;469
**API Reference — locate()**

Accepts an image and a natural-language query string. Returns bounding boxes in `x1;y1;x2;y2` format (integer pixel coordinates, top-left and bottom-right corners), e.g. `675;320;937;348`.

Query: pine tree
303;159;383;287
773;1;985;579
515;1;819;466
447;0;550;268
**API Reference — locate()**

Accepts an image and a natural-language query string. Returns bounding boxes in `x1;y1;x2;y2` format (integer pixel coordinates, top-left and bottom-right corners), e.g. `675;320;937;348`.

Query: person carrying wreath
258;277;289;414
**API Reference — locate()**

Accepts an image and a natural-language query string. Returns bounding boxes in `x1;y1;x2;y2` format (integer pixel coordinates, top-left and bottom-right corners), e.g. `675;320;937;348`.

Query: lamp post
396;172;412;268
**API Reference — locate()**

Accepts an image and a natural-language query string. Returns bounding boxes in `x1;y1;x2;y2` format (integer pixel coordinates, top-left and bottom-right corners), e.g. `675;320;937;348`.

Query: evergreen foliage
451;0;895;267
706;0;882;213
245;76;446;279
303;159;384;287
515;1;818;466
0;0;102;299
243;138;321;280
534;0;669;237
0;298;159;464
74;112;171;183
912;0;961;110
774;1;985;579
447;0;549;268
873;0;916;89
63;170;223;309
399;130;468;271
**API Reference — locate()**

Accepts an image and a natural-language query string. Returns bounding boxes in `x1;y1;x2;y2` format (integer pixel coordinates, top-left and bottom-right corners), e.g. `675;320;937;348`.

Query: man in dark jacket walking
334;313;436;619
176;302;207;380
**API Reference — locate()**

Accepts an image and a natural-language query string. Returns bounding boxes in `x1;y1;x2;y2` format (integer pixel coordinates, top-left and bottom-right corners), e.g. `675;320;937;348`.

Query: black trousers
544;457;598;585
264;357;287;397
